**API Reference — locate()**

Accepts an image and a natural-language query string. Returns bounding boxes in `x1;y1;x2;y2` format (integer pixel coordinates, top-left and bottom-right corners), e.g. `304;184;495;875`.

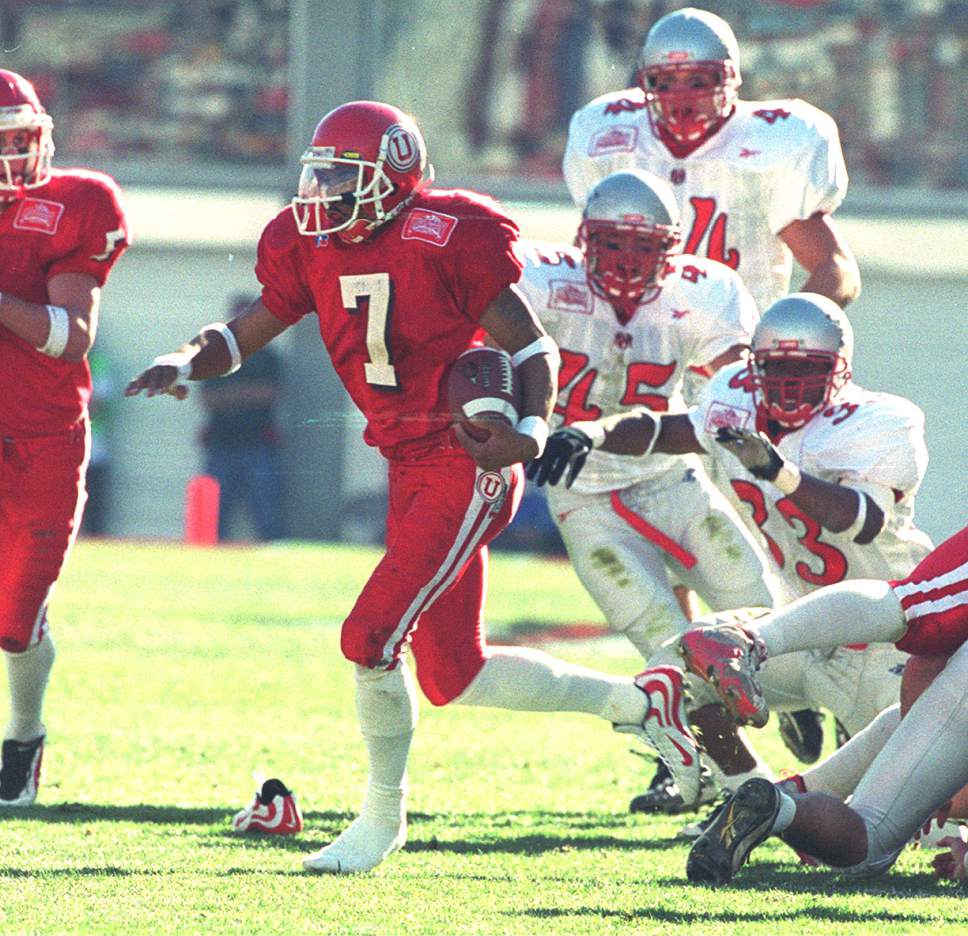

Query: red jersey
256;188;523;458
0;168;129;436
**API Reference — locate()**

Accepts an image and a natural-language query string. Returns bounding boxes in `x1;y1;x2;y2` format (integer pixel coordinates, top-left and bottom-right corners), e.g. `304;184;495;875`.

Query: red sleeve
445;199;524;323
255;211;315;325
47;175;129;286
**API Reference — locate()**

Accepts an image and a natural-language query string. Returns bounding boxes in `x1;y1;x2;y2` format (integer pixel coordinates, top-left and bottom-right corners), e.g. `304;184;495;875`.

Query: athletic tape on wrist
201;321;243;374
510;335;560;369
39;305;70;358
841;488;869;542
516;415;549;457
567;420;606;449
640;414;661;459
773;460;802;495
152;353;193;387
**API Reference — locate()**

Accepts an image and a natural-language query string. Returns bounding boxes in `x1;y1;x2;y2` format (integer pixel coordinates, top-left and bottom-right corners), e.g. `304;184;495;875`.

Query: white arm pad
773;460;802;496
516;415;549;457
201;321;243;375
841;487;869;542
40;305;70;358
510;335;560;369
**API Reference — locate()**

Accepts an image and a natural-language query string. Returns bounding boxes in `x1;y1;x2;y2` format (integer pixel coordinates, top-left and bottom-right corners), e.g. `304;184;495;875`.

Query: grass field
3;539;966;935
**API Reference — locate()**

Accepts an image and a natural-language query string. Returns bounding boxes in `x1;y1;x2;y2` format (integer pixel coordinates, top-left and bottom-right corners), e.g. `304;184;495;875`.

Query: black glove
526;426;593;488
715;426;784;481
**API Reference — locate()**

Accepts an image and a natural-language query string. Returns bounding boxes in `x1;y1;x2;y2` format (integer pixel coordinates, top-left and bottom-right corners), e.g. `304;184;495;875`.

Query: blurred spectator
80;349;119;536
200;294;287;542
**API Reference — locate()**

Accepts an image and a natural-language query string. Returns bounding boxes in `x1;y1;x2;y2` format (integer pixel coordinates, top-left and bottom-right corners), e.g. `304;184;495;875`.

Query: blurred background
2;0;965;548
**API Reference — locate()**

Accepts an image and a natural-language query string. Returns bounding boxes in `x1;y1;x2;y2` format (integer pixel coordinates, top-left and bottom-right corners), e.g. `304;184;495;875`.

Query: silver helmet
636;8;741;143
750;293;854;428
577;169;682;322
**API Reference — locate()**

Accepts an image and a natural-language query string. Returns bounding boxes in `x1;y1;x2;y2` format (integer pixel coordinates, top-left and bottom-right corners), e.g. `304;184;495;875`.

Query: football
447;346;522;441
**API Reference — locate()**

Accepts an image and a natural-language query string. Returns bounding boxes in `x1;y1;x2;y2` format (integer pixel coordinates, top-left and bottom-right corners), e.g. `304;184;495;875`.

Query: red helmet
0;69;53;196
291;101;432;243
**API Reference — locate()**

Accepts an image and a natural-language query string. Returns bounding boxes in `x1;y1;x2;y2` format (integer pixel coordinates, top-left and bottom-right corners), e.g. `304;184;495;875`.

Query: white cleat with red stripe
615;666;703;807
302;815;407;874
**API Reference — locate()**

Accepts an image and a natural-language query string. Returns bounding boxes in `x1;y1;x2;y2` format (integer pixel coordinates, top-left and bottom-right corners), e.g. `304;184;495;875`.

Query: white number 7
339;273;398;388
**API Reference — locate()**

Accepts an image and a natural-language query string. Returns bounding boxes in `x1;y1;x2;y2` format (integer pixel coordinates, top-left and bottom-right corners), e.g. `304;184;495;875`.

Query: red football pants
0;424;89;652
892;523;968;656
341;447;523;705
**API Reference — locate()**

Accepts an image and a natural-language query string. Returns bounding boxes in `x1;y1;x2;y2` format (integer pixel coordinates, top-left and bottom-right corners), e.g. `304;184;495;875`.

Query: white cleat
615;666;703;807
302;815;407;874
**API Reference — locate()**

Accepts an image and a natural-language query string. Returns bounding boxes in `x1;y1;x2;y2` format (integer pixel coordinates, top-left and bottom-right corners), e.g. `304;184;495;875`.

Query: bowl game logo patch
589;125;638;157
548;280;593;314
704;400;752;434
13;197;64;235
402;208;458;247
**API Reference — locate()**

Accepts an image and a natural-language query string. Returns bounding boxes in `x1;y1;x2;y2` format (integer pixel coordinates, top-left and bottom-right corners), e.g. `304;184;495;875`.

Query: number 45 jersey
563;95;847;314
690;362;933;600
515;243;758;495
255;188;523;459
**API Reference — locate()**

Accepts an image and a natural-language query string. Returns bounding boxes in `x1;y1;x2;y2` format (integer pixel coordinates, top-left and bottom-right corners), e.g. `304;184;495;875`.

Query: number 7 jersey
255;188;524;459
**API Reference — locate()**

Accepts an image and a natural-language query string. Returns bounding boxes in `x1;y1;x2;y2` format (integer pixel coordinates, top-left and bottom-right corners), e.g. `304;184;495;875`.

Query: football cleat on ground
678;794;730;840
679;624;769;728
630;765;718;815
0;734;44;807
302;815;406;874
232;778;303;835
687;777;780;885
616;666;703;807
777;709;825;763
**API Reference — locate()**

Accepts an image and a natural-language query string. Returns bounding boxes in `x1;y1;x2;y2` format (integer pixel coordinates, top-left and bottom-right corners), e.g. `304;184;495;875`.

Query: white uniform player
519;170;779;664
563;10;851;316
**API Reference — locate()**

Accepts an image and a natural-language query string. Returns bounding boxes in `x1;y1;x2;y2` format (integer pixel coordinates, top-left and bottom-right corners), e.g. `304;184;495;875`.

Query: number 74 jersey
689;362;933;600
563;95;847;314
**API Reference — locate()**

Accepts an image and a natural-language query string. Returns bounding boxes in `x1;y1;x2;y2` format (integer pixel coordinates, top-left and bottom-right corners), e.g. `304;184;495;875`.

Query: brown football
447;346;521;441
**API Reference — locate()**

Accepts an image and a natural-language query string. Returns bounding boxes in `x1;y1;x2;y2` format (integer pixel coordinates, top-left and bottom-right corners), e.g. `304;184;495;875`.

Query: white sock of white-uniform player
4;637;55;742
454;647;648;725
794;704;901;801
843;641;968;874
303;663;417;874
750;581;906;658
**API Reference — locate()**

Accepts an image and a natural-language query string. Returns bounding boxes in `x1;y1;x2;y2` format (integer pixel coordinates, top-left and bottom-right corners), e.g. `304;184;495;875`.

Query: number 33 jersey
515;243;758;495
255;188;523;459
563;94;847;314
689;362;933;600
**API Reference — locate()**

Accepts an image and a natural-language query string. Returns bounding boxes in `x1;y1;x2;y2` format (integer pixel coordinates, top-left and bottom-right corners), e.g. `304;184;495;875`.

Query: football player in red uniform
0;70;129;805
127;101;703;872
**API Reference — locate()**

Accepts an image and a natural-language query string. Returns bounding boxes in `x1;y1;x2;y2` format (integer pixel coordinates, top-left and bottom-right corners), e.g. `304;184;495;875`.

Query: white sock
801;703;901;800
755;581;905;658
5;637;55;742
455;647;647;726
771;789;798;834
354;664;417;818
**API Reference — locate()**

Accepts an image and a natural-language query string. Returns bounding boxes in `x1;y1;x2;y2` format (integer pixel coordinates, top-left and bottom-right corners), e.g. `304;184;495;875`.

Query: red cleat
232;778;303;835
679;624;769;728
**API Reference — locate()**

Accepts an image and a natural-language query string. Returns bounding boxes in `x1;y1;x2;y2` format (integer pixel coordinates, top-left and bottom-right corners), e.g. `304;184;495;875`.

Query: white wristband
152;353;193;387
841;488;869;542
201;321;243;375
774;460;802;496
510;335;560;369
40;305;70;358
568;420;606;449
516;415;550;458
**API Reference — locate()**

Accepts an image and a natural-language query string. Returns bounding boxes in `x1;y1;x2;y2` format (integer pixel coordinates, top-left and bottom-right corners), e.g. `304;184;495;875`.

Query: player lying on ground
676;523;968;883
126;100;702;873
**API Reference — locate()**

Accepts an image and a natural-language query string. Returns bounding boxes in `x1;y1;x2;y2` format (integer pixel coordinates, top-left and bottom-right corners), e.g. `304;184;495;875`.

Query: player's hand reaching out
932;835;968;881
454;418;539;471
525;426;593;488
125;358;191;401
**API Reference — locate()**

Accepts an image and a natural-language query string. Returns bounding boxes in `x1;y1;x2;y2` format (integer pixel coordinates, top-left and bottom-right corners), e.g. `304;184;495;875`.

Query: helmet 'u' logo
386;125;419;171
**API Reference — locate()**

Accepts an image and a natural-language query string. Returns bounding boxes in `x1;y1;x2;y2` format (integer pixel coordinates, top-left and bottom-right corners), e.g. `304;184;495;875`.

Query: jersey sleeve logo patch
705;400;753;434
589;125;638;156
752;108;791;124
548;280;593;314
13;197;64;235
401;208;458;247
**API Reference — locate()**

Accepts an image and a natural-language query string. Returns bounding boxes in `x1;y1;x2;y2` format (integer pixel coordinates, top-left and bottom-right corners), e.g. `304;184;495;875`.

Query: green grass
2;540;965;935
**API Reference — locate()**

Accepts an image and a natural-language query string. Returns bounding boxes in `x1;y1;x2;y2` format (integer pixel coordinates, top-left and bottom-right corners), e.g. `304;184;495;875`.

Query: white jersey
517;242;758;495
563;93;848;313
689;362;932;599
